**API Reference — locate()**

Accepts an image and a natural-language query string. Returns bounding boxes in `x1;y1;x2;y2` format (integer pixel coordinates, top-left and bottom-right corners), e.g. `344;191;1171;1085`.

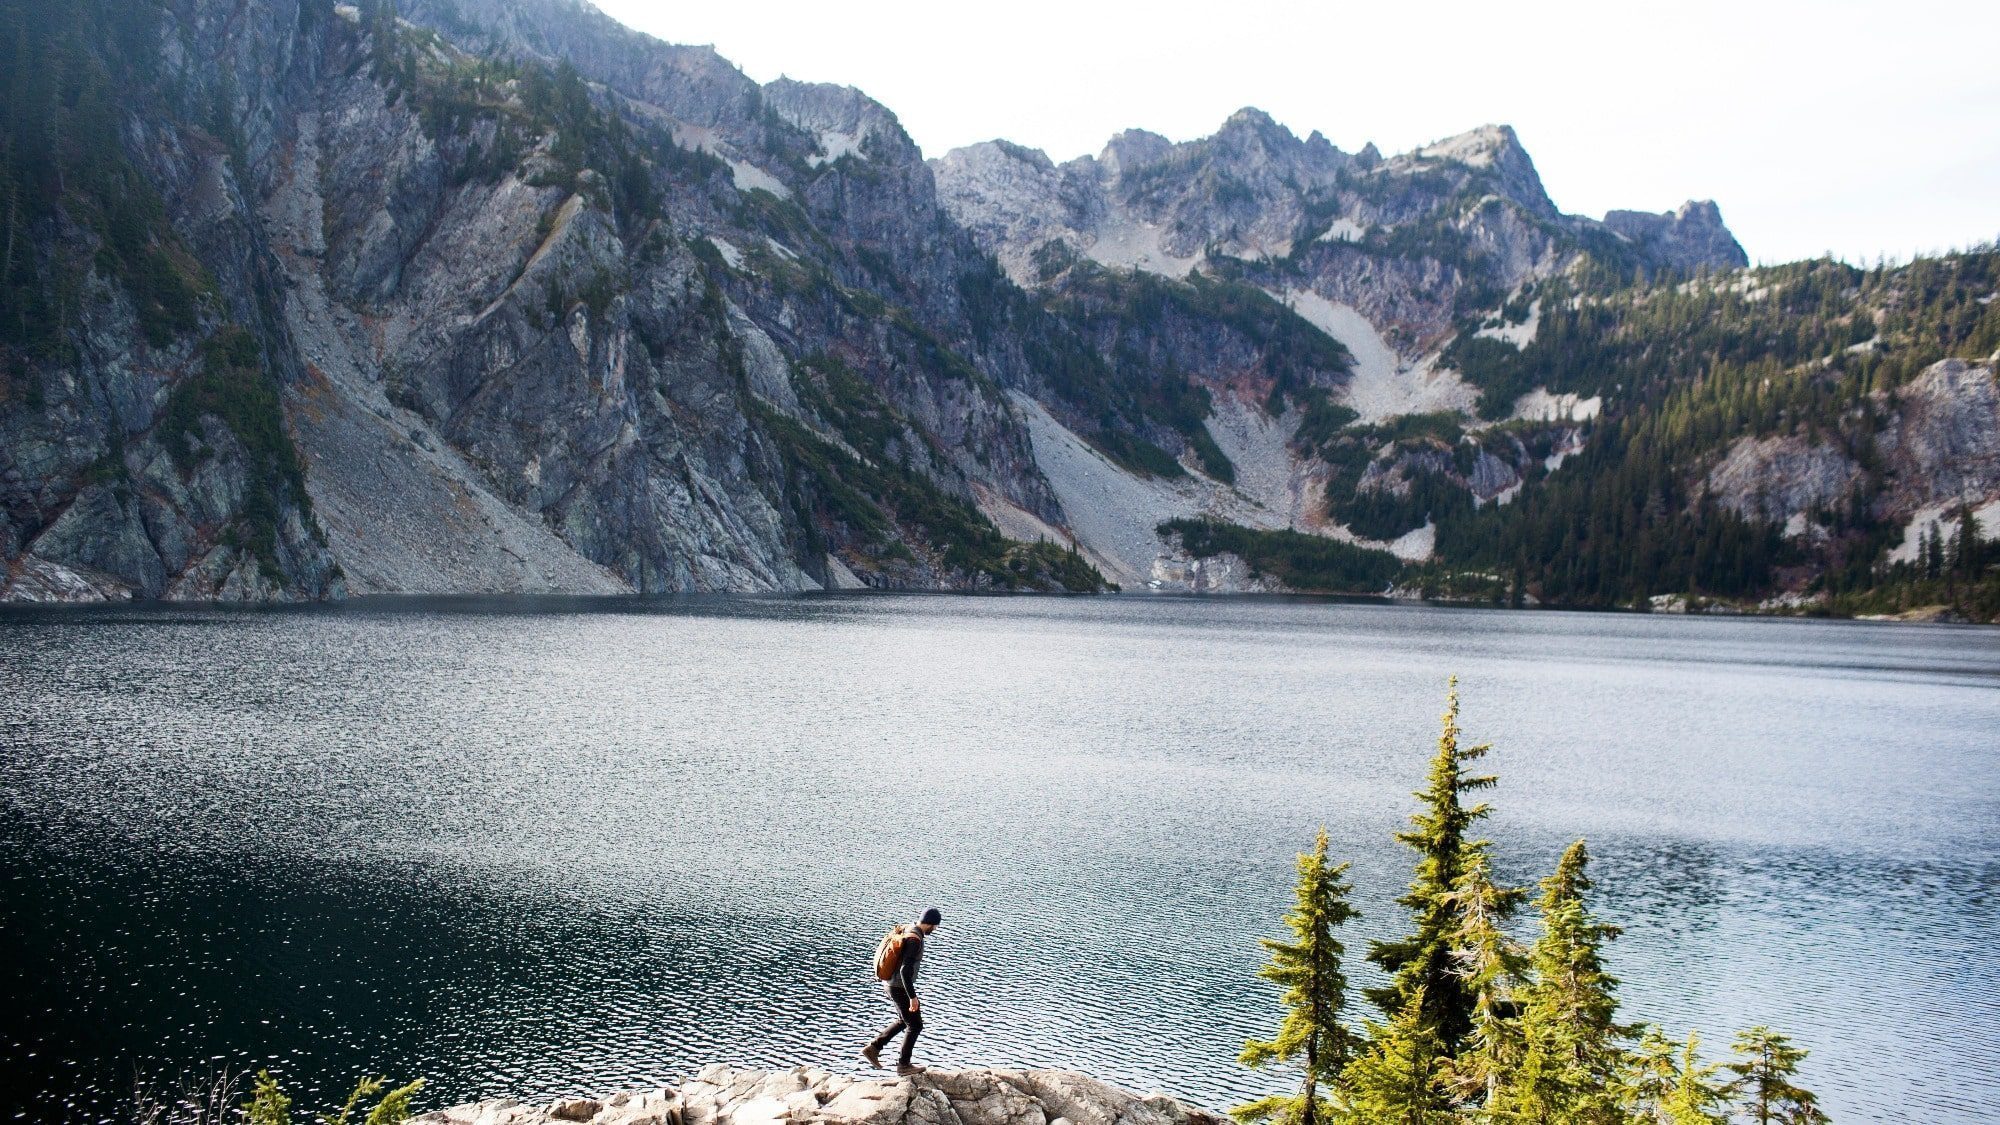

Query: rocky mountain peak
1215;105;1287;144
1410;123;1523;167
1207;106;1345;175
1603;199;1750;272
1096;128;1175;180
1395;123;1555;218
762;77;915;164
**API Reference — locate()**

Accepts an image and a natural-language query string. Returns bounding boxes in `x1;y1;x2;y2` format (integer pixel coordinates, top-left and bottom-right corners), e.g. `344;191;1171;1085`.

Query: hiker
861;907;942;1075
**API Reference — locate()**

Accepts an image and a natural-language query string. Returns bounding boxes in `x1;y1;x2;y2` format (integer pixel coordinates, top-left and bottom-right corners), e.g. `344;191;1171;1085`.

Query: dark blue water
2;596;1996;1122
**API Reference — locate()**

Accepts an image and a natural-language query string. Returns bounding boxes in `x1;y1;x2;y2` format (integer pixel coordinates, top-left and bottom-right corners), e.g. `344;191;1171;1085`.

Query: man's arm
894;933;921;1007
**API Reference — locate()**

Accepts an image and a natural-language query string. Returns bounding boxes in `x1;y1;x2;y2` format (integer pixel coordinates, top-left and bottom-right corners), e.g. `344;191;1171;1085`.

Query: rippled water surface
3;596;1997;1123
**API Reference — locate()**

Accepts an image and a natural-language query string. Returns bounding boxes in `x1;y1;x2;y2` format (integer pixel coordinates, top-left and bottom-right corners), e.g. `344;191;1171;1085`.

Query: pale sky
591;0;1999;266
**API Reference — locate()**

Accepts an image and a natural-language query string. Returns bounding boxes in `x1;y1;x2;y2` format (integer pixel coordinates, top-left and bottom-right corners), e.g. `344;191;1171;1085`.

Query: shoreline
0;586;1992;626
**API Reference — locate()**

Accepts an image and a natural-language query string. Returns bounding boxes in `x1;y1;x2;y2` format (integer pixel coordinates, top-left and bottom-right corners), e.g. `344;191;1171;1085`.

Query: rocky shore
412;1066;1225;1125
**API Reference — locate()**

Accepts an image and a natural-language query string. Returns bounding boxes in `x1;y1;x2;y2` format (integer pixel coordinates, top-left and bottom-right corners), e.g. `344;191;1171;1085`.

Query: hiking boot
860;1044;882;1070
896;1063;925;1077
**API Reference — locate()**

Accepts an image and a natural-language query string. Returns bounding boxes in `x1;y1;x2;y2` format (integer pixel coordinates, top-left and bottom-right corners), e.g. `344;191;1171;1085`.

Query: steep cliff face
1603;201;1750;277
0;0;341;602
3;0;1989;609
1;0;1110;600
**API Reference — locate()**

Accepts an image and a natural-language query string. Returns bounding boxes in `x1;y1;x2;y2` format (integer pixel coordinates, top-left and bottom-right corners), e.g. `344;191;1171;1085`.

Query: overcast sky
591;0;1998;266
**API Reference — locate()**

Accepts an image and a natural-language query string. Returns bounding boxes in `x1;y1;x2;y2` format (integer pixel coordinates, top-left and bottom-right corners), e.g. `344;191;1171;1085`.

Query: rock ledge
413;1066;1225;1125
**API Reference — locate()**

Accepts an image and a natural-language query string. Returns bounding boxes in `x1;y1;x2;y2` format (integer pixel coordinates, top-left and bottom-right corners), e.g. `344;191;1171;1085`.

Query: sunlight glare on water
2;595;1996;1123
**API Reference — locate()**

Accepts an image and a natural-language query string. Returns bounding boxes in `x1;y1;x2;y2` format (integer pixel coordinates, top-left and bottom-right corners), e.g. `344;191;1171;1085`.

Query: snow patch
1889;504;1953;564
729;160;790;197
1319;218;1367;243
808;128;869;167
1276;289;1477;422
1543;431;1587;474
706;237;744;269
1476;299;1541;348
1387;521;1436;562
671;123;793;198
1511;387;1601;423
1890;500;2000;563
1084;216;1201;278
1324;519;1436;563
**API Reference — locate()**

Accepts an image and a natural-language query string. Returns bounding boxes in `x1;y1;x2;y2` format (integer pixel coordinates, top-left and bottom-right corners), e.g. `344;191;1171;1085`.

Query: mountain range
1;0;1994;616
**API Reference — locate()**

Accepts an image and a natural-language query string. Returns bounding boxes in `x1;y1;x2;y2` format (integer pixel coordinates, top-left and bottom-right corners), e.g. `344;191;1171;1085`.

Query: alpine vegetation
1235;682;1827;1123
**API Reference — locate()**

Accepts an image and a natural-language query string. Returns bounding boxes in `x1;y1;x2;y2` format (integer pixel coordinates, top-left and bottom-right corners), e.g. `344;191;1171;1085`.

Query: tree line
1236;682;1826;1124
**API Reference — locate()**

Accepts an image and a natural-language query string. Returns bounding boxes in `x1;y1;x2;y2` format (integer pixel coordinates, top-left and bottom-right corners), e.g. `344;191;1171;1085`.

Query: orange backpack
873;924;914;981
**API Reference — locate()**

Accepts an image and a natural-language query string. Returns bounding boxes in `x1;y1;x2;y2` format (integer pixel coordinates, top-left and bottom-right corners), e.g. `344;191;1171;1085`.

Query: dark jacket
891;927;925;999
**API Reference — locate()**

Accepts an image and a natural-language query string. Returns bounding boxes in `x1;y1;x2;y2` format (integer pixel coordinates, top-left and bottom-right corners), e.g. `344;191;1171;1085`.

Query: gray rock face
933;109;1353;286
4;0;1089;600
413;1066;1226;1125
934;118;1749;360
1704;435;1861;523
1603;201;1750;275
1879;358;2000;512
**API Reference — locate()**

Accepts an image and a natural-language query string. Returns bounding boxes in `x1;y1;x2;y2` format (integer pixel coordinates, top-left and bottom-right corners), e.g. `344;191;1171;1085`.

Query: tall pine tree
1620;1028;1731;1125
1342;989;1452;1125
1367;677;1505;1052
1725;1028;1827;1125
1435;851;1527;1116
1234;828;1360;1125
1497;839;1629;1123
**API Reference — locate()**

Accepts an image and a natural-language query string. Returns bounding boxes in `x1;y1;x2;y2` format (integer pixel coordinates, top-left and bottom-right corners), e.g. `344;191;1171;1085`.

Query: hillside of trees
1177;248;2000;620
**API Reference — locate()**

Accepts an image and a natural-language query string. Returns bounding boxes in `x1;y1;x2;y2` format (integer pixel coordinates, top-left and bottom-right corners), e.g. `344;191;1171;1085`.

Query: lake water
2;596;1996;1123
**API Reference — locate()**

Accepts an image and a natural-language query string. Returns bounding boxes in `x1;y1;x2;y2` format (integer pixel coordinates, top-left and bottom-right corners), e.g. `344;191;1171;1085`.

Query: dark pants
864;983;922;1064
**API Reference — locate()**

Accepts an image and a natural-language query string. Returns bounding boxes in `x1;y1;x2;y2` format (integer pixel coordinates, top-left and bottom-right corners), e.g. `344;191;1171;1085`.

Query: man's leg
862;986;909;1066
897;998;924;1067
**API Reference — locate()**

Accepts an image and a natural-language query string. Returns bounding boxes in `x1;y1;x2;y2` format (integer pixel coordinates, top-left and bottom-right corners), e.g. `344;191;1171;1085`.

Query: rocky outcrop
414;1066;1226;1125
1602;201;1750;275
1703;435;1861;524
1879;358;2000;512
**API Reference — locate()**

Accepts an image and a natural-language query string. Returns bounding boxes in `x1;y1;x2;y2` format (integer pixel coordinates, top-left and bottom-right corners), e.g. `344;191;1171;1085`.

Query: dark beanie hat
920;907;943;926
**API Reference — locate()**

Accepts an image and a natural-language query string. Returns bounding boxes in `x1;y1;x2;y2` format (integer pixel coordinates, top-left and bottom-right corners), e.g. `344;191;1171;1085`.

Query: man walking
862;907;941;1075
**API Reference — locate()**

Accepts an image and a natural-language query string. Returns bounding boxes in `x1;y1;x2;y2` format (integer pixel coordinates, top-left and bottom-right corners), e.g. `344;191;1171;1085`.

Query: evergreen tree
1497;840;1629;1123
1724;1028;1827;1125
1367;678;1505;1052
1954;502;1983;577
1620;1028;1731;1125
1435;851;1527;1116
1342;989;1453;1125
1234;828;1361;1125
